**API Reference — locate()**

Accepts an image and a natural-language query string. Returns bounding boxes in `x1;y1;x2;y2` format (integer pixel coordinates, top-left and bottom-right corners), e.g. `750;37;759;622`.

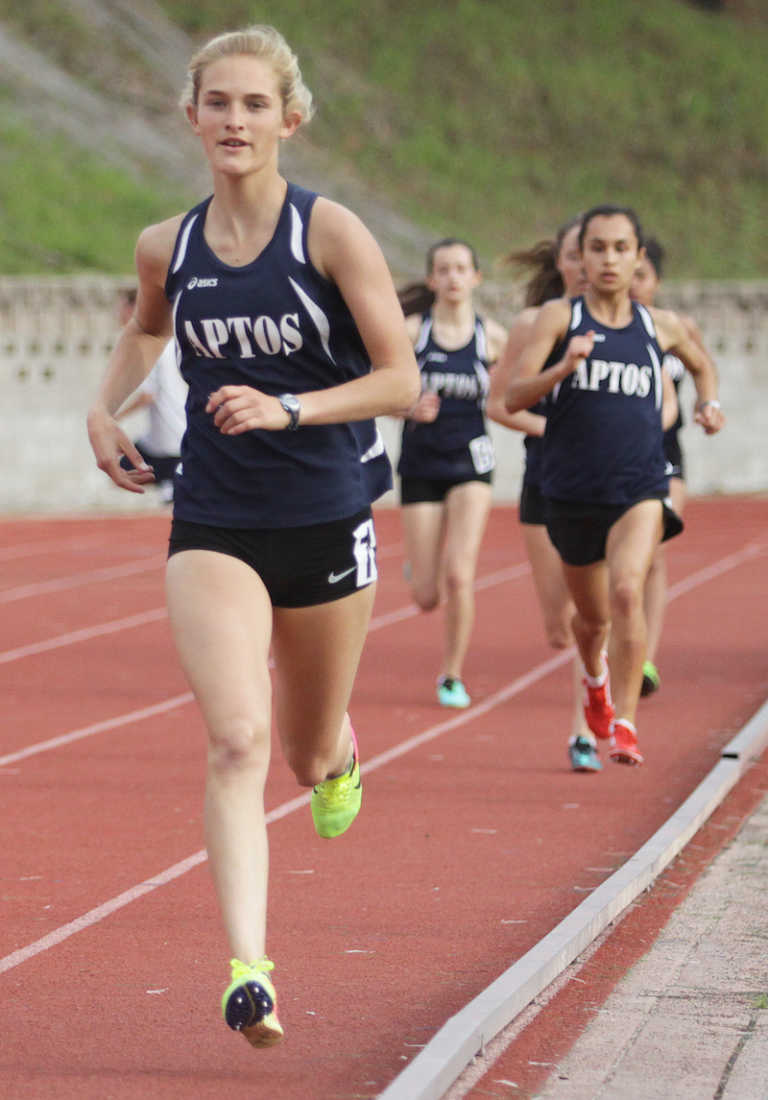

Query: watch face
280;394;300;428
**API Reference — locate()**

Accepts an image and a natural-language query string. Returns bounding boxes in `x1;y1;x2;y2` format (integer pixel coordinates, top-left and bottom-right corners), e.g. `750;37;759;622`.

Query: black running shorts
400;472;492;505
168;507;377;608
663;431;685;482
519;481;548;526
545;496;684;567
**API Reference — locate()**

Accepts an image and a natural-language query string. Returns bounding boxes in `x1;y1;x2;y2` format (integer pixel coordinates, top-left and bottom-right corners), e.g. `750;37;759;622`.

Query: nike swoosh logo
328;566;356;584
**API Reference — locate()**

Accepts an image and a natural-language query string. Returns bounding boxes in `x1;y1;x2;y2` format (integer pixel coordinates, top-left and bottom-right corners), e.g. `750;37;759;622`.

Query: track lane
0;499;766;1098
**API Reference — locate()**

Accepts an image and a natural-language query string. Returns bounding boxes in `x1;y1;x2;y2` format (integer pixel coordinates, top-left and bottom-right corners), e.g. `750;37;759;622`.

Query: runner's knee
545;623;572;650
571;609;608;646
411;580;440;611
542;608;573;649
610;575;644;621
443;565;473;599
207;715;270;773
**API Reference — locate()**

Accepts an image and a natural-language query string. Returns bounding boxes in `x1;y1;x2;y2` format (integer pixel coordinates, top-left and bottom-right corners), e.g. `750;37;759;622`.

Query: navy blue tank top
165;182;391;528
541;297;667;505
397;315;494;480
522;397;547;490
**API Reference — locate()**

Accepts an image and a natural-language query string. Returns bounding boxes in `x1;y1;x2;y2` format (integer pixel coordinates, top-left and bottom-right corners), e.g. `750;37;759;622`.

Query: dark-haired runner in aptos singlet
504;204;722;769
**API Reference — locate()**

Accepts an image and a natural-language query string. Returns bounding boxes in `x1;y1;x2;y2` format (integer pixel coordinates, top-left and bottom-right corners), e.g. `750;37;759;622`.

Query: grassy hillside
1;0;766;277
0;104;190;274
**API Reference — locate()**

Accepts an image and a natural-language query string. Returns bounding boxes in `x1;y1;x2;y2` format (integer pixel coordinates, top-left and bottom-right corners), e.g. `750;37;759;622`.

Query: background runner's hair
505;215;582;307
643;237;665;279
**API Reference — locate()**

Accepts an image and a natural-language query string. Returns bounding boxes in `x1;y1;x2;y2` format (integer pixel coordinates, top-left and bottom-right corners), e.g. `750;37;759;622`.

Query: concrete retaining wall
0;276;765;514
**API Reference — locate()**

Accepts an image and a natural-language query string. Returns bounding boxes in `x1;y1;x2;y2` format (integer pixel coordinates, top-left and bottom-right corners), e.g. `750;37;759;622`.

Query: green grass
2;0;767;276
157;0;768;277
0;105;189;274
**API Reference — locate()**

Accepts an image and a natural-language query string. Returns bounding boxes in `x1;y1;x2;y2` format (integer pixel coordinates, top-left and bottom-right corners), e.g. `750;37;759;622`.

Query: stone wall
0;276;765;514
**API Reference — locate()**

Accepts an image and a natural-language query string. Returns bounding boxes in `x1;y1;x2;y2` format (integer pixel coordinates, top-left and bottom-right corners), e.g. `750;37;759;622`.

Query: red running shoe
582;664;615;740
609;719;644;766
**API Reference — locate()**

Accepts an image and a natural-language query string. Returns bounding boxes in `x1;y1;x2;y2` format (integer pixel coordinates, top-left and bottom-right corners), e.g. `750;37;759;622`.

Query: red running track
0;497;766;1099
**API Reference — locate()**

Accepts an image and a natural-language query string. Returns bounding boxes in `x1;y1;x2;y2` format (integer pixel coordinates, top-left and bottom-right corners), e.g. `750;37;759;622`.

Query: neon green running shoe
640;659;661;697
437;676;471;708
221;957;283;1048
311;728;362;839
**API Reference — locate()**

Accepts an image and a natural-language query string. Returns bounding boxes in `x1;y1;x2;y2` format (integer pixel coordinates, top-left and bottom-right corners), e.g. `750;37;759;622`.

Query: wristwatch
278;393;301;431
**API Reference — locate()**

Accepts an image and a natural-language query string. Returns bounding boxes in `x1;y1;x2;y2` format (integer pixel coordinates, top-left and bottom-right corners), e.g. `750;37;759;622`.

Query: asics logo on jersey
183;313;303;359
571;359;654;398
328;566;356;584
186;276;219;289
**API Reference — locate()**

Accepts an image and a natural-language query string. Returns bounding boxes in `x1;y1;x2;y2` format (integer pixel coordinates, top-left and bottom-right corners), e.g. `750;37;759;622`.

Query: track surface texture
0;496;766;1099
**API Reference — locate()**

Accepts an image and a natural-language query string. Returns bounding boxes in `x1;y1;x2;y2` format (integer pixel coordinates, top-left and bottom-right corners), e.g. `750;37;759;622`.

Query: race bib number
469;434;495;475
352;518;378;586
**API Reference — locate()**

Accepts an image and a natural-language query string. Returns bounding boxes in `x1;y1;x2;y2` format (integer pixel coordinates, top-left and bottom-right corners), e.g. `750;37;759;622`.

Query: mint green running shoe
437;676;471;708
222;957;283;1048
311;729;362;838
568;735;602;773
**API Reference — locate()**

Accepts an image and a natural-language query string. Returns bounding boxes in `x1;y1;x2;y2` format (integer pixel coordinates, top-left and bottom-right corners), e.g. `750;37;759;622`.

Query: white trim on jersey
171;293;183;370
474;360;491;406
289;204;306;264
647;342;663;411
636;302;657;339
414;316;432;355
171;214;198;275
474;317;488;362
473;317;491;404
360;425;386;463
288;277;335;364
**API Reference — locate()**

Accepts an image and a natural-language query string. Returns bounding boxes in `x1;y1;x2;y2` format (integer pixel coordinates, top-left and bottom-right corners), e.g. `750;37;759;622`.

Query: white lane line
0;555;166;604
0;564;531;762
474;563;531;591
0;851;208;977
667;541;765;599
3;534;762;669
0;651;571;978
0;609;169;666
0;534;401;603
0;563;531;666
0;539;762;755
367;564;530;633
0;539;763;976
376;541;404;560
0;694;195;768
379;701;768;1100
0;535;124;563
